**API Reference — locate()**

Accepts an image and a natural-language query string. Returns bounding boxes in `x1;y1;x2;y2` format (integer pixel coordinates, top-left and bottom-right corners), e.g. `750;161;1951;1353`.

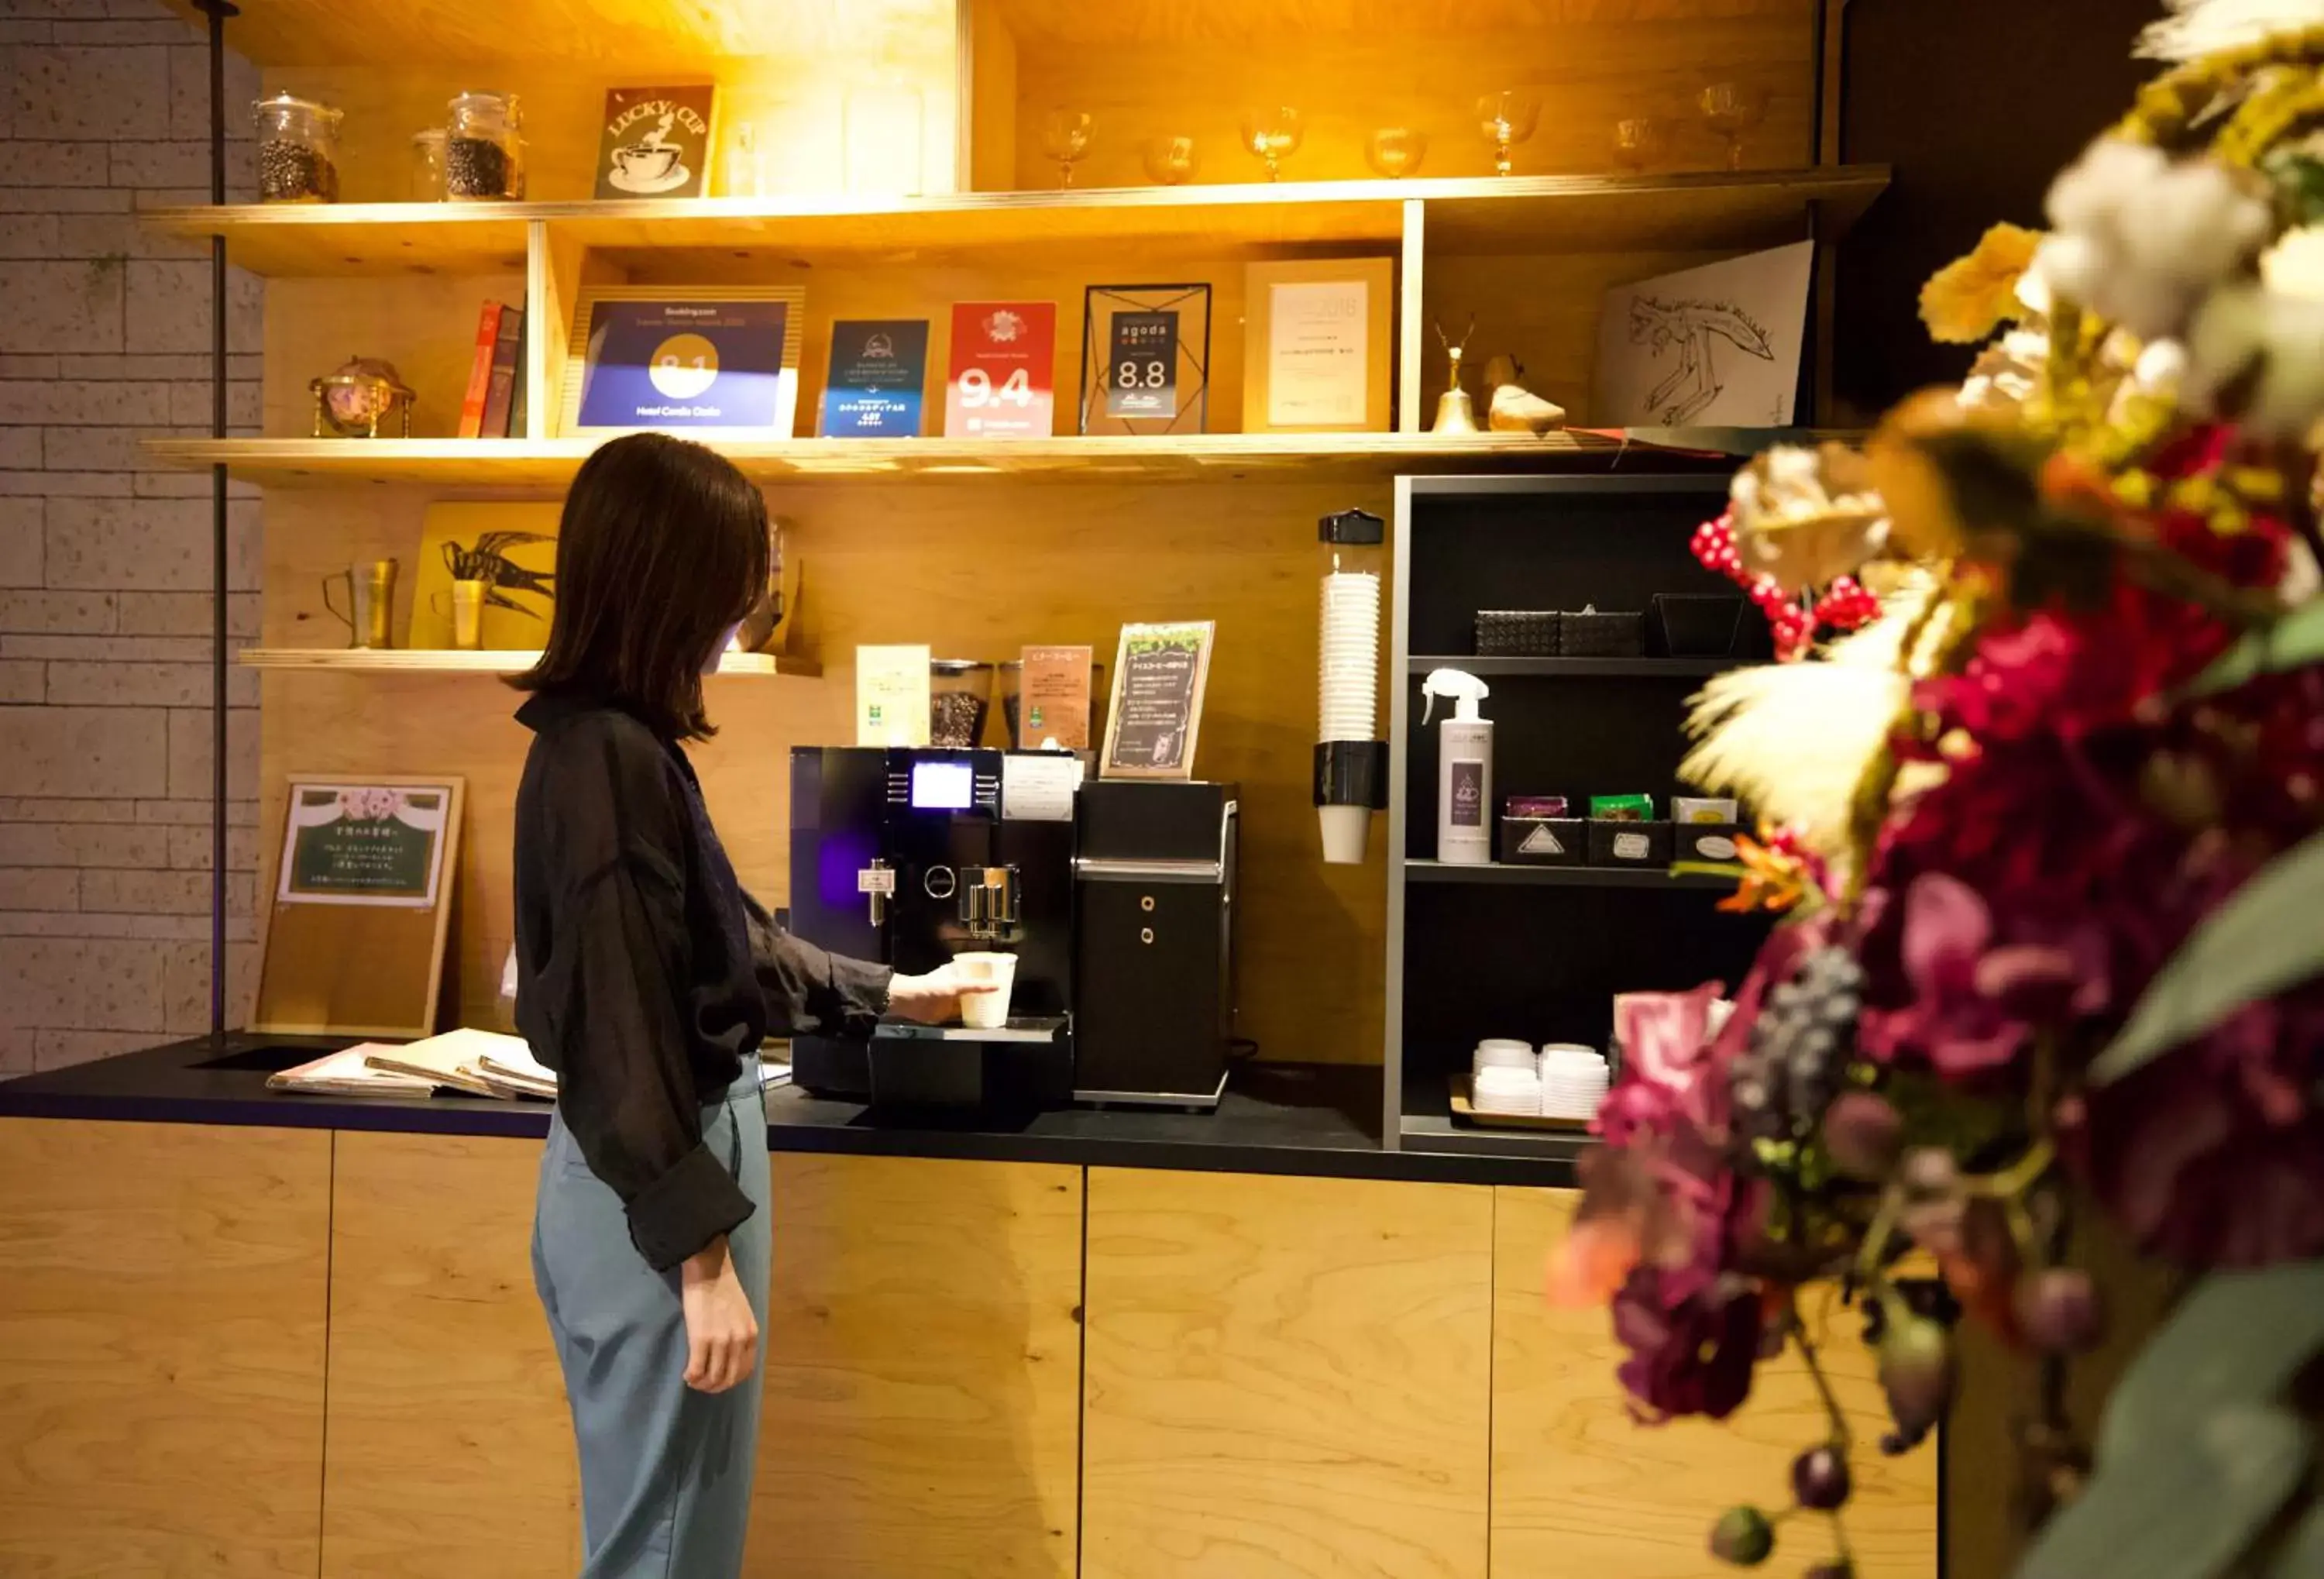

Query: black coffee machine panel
788;746;1076;1106
1073;781;1239;1109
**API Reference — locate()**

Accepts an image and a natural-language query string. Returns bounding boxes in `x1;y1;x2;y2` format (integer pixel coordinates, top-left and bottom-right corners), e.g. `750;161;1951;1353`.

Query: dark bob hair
511;433;769;741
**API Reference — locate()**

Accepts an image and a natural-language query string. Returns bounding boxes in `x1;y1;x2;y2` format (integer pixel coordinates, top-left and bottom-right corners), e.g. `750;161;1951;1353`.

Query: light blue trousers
532;1066;770;1579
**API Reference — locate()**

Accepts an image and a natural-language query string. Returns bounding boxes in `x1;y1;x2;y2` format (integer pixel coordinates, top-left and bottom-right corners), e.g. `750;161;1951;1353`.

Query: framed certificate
1078;284;1211;435
561;285;805;438
1243;259;1394;434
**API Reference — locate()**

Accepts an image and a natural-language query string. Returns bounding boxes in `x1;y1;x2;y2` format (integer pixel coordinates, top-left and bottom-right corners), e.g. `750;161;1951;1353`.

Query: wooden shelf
239;648;820;678
161;0;896;71
1405;655;1738;678
1403;860;1734;889
143;168;1889;278
145;432;1660;488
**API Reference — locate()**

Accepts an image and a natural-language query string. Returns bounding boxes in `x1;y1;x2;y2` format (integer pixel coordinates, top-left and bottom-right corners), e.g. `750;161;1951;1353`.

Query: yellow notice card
856;645;931;746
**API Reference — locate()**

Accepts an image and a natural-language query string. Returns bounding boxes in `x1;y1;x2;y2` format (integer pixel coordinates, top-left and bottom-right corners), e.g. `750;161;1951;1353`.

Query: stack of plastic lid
1471;1038;1541;1115
1538;1043;1611;1120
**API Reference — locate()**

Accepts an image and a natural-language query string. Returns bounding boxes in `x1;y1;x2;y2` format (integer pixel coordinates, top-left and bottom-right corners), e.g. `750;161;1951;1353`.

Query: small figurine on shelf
1431;316;1480;435
309;356;415;439
1484;353;1566;435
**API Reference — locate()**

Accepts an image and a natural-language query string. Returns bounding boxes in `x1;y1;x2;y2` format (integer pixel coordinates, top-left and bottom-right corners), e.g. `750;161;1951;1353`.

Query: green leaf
1669;861;1747;881
2088;827;2324;1087
2181;599;2324;698
2097;1262;2324;1465
2016;1406;2311;1579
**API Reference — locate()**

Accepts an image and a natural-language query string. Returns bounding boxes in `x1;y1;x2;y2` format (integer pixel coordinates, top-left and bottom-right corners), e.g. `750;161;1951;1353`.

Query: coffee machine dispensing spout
960;865;1023;943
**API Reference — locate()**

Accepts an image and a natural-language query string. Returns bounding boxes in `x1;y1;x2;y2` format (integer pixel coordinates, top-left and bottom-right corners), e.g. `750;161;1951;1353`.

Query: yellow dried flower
1920;224;2045;345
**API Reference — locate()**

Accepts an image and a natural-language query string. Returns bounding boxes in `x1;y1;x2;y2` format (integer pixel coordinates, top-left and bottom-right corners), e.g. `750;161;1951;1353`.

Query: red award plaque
944;301;1056;439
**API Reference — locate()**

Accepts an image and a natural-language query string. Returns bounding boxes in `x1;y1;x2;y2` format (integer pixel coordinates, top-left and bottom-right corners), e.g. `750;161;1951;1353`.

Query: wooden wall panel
1081;1167;1494;1579
1005;9;1814;191
0;1119;332;1578
256;476;1393;1058
1492;1187;1938;1579
748;1154;1085;1579
321;1131;578;1579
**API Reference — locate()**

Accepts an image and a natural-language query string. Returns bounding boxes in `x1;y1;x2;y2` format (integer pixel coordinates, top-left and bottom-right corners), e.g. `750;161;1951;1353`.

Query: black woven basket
1559;608;1645;657
1475;610;1560;656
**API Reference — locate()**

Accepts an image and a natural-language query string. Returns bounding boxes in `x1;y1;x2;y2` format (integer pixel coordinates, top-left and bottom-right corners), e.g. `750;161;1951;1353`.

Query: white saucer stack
1537;1043;1611;1120
1471;1039;1542;1115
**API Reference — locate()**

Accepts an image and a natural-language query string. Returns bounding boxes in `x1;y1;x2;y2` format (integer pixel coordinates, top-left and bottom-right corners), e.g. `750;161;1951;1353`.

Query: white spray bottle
1421;668;1494;865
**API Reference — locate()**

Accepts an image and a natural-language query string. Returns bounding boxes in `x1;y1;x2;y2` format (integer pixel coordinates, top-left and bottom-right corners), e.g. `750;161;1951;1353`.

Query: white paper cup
952;951;1016;1030
1318;804;1371;864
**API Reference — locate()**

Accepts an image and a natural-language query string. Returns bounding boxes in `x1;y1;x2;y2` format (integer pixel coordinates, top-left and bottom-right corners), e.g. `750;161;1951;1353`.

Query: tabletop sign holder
1078;284;1211;436
1100;621;1215;780
562;284;804;439
252;775;466;1039
944;300;1057;438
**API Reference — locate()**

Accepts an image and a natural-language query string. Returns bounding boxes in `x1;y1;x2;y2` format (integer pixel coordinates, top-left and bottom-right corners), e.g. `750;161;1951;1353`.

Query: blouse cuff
623;1141;755;1271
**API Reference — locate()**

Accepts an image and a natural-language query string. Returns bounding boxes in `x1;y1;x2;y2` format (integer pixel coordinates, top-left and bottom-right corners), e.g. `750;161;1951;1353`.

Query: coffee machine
788;745;1078;1106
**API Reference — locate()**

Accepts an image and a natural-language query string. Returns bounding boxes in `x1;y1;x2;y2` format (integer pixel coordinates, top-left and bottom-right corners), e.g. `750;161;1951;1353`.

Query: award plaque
1243;259;1394;433
1078;284;1211;436
944;301;1057;439
820;318;931;437
562;285;805;438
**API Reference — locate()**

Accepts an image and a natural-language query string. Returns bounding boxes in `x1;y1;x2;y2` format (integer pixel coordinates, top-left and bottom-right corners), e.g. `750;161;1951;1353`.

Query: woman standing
508;432;978;1577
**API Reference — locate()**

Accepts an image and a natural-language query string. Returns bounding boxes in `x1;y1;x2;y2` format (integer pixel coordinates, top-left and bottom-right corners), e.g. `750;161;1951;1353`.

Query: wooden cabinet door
747;1153;1085;1579
322;1130;579;1578
1490;1186;1938;1579
0;1118;332;1578
1081;1166;1494;1579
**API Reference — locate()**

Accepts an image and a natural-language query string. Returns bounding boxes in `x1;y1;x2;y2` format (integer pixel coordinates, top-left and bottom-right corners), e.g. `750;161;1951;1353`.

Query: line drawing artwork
1593;241;1810;428
1628;295;1777;424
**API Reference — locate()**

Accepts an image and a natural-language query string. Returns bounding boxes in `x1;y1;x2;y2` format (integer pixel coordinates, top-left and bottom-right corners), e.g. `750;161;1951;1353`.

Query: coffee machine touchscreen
909;759;974;810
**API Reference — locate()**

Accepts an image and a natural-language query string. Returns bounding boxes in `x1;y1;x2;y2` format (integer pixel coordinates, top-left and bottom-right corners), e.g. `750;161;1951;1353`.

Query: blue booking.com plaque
576;299;788;429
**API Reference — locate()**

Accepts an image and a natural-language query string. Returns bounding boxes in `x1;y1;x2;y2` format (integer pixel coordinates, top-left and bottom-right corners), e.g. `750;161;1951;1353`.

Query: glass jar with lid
253;91;342;203
445;91;524;200
930;660;995;748
409;128;448;201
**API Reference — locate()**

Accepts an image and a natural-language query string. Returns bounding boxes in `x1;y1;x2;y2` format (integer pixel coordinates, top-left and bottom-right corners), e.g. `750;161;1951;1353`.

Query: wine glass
1040;108;1094;187
1475;90;1541;177
1612;116;1666;175
1699;82;1768;171
1364;126;1429;179
1238;105;1305;182
1142;134;1200;186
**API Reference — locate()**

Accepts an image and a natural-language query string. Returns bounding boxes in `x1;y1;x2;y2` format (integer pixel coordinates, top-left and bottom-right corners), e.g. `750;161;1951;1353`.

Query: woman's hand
886;965;1001;1026
679;1235;759;1394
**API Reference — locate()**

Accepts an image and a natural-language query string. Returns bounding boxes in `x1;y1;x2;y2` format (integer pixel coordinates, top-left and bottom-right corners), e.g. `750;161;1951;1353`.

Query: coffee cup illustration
609;112;690;193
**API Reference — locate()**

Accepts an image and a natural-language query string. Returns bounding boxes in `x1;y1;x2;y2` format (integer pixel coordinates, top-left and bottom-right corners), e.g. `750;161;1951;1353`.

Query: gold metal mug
430;578;488;651
322;559;398;649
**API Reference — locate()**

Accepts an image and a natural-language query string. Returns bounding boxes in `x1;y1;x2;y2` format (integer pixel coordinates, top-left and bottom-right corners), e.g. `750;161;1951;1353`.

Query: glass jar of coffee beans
445;91;524;201
253;92;342;203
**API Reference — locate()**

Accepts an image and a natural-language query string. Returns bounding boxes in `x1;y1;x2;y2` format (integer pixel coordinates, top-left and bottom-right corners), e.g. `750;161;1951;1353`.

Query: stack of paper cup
1318;565;1382;864
1473;1038;1534;1077
1538;1043;1611;1120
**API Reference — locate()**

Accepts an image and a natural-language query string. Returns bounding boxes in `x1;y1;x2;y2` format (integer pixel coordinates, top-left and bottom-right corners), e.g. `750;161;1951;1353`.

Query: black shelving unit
1383;474;1772;1154
1407;655;1735;679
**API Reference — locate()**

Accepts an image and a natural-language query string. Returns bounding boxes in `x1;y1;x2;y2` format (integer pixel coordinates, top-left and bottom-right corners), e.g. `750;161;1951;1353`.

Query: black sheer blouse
511;689;891;1270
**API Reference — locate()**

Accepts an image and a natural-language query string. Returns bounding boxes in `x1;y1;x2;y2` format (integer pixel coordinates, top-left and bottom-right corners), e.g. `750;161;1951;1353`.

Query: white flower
2036;137;2272;338
2264;225;2324;301
2185;283;2324;437
2139;0;2324;63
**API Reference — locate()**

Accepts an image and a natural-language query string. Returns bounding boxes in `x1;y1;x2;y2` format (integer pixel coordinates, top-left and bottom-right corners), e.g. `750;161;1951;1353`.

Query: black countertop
0;1033;1580;1188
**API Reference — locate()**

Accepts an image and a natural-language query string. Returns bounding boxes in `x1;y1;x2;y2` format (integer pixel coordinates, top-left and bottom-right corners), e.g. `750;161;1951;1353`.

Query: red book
943;301;1055;439
457;301;504;439
480;304;525;439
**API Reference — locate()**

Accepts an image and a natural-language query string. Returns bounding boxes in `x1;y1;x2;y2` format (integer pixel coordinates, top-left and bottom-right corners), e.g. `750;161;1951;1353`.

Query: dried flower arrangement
1552;5;2324;1577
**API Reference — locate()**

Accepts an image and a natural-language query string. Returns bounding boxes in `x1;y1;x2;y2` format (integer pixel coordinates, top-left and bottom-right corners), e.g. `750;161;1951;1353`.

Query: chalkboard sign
1101;621;1215;780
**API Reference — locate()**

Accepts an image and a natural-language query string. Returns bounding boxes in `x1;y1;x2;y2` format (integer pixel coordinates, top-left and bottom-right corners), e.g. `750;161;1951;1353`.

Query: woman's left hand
887;965;1000;1026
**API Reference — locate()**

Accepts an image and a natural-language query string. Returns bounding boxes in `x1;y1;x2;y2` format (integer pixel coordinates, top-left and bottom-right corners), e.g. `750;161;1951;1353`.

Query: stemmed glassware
1475;90;1541;177
1143;134;1200;186
1040;108;1094;187
1699;82;1768;171
1364;126;1429;179
1612;117;1667;175
1238;105;1305;182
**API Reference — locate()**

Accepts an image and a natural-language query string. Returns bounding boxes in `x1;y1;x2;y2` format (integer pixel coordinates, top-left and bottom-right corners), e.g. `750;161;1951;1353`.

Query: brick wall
0;0;264;1072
